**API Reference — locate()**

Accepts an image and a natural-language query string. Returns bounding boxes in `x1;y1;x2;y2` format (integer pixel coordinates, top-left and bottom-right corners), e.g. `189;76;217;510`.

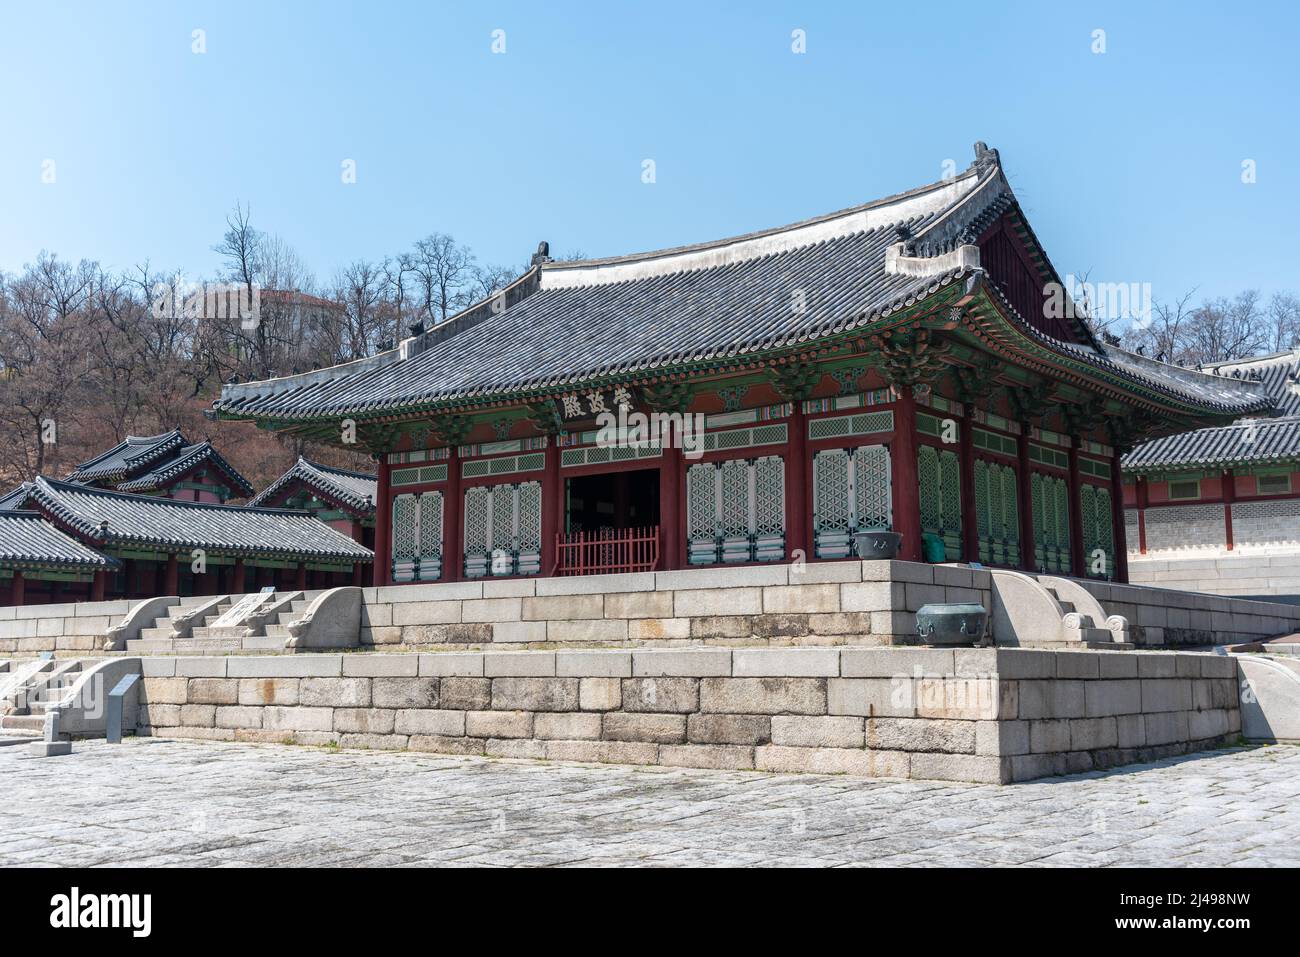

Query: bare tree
404;233;476;325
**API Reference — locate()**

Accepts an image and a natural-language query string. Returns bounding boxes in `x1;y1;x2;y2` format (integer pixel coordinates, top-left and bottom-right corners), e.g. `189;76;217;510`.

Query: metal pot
854;530;902;560
915;602;988;646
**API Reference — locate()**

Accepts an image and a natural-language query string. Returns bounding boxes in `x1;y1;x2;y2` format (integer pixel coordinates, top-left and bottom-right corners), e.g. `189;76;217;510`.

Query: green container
921;532;947;563
915;602;987;647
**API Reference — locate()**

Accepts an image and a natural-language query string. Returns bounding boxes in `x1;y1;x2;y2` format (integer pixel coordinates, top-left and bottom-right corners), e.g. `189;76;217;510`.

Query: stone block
418;652;485;677
916;677;1014;720
770;715;864;748
1136;654;1178;678
1144;710;1190;746
483;651;555;677
1068;716;1118;750
544;739;659;766
761;584;841;614
460;598;522;623
632;648;732;677
523;594;604;620
789;561;862;584
1055;652;1101;679
839;581;904;612
690;616;755;638
732;647;840;677
1116;713;1146;748
362;626;404;645
342;654;419;677
557;650;632;677
909;752;1008;784
403;623;493;644
1098;653;1139;678
841;647;954;678
392;600;462;625
141;659;176;677
214;706;263;730
659;744;754;770
1016;680;1085;719
142;677;188;705
409;734;485;756
174;657;228;677
827;678;915;717
687;713;771;745
807;612;875;636
872;610;917;637
491;677;579;712
699;677;826;715
602;712;686;744
187;678;239;706
179;704;216;727
547;619;628;643
537;571;656;596
604;591;675;619
621;677;699;713
227;655;342;678
142;703;180;727
238;678;300;706
750;613;811;638
656;565;787;591
338;733;408;751
579;677;621;711
436;676;492;711
489;621;548;643
1009;752;1068;782
1084;679;1142;717
534;712;603;740
673;587;762;618
466;710;533;738
264;706;335;732
166;726;235;742
974;719;1029;756
755;745;910;778
334;708;397;734
299;677;371;708
1189;708;1231;740
485;738;546;759
1199;655;1237;679
628;618;692;641
1140;679;1192;713
482;579;537;598
394;709;465;736
867;717;976;753
371;677;439;709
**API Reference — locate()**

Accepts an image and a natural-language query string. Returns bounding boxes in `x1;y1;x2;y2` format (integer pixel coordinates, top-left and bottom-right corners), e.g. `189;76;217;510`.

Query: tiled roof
1124;351;1300;472
213;145;1269;428
115;441;255;497
248;457;377;515
0;509;120;571
66;430;188;483
24;477;372;564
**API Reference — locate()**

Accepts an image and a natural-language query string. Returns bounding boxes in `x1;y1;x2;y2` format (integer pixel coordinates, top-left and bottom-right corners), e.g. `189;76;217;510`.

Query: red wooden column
442;447;462;582
540;440;561;576
890;384;923;562
1136;475;1148;554
232;558;246;594
785;403;810;562
1110;454;1130;583
959;403;978;563
91;570;106;602
11;571;24;607
373;457;392;587
1016;429;1036;571
164;553;179;595
658;443;683;570
1066;441;1086;576
1223;468;1235;551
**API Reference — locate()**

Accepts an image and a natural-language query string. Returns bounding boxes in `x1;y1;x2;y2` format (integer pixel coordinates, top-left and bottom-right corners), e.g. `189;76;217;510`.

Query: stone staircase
0;659;82;740
989;570;1131;648
125;591;315;654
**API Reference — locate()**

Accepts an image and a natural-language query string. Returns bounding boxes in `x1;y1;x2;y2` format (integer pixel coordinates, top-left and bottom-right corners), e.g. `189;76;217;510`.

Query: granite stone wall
134;646;1242;784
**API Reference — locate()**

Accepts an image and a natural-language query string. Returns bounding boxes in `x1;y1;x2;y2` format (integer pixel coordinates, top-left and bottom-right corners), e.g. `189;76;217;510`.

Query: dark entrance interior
566;468;660;532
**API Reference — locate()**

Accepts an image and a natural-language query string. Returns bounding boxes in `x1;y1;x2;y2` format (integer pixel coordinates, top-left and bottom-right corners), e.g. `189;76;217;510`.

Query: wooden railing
554;526;660;576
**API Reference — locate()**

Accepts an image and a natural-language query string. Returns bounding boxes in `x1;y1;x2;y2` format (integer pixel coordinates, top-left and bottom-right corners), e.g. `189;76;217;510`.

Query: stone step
264;624;290;638
139;626;179;641
242;635;285;652
126;639;178;654
171;637;243;653
277;612;301;625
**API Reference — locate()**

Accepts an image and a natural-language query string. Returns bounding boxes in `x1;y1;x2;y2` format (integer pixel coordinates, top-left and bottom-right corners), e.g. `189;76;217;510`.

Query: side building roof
18;477;372;565
248;457;377;516
0;509;120;572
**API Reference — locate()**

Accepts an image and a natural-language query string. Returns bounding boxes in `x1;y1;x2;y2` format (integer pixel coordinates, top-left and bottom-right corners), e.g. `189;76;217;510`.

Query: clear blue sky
2;1;1296;302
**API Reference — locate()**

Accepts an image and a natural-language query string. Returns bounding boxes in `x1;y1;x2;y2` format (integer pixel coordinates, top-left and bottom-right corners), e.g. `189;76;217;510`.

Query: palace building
1124;349;1300;597
248;456;377;550
212;144;1269;589
64;429;254;502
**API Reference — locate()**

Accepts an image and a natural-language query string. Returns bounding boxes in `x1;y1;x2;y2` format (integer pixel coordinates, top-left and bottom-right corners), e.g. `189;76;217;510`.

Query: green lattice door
1080;482;1114;579
917;445;962;560
973;459;1019;566
1030;472;1071;573
812;445;892;558
391;490;444;582
463;481;542;578
686;455;785;565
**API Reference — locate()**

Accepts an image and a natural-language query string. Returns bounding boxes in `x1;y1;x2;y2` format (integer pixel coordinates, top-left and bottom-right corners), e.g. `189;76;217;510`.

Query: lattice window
917;445;962;561
973;459;1019;567
463;482;542;578
686;456;785;565
1031;472;1071;573
813;445;892;559
391;490;443;582
1080;483;1114;579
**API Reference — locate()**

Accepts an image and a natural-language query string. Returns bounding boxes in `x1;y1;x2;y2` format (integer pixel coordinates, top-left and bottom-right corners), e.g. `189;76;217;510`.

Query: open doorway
565;468;660;533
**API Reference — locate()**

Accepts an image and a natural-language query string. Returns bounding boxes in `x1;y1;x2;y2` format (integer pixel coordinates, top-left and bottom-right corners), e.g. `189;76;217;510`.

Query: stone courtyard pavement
2;739;1299;867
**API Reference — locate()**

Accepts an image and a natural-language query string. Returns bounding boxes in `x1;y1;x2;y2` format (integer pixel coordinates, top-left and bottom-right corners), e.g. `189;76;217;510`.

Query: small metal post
105;673;140;745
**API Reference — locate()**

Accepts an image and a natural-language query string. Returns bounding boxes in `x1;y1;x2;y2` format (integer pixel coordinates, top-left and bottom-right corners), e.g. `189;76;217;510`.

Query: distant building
1124;349;1300;598
248;457;377;550
66;429;253;502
